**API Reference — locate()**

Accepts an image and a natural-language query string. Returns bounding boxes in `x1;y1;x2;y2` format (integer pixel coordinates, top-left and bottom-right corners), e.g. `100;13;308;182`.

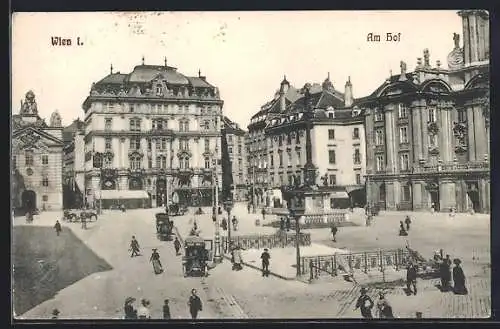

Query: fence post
379;250;384;272
333;254;337;276
364;252;368;274
316;256;320;278
309;260;313;281
395;250;399;271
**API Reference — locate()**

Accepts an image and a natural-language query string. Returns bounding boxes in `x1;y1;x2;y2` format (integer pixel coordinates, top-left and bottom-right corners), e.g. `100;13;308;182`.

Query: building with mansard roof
12;91;64;212
361;10;489;213
80;58;223;208
264;75;367;208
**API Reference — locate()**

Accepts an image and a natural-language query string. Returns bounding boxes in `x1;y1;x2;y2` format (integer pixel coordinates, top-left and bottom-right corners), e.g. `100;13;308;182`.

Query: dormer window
156;84;163;95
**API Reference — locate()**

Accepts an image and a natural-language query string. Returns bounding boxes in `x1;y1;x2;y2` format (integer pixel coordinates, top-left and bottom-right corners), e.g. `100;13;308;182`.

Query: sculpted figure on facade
20;90;38;115
50;111;62;127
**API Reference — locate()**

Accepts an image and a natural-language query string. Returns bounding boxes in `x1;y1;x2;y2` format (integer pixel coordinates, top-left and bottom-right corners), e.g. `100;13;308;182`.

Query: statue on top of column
20;90;38;115
423;49;430;67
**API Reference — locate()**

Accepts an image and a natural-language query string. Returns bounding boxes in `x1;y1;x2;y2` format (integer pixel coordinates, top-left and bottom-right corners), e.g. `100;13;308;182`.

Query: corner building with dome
81;59;223;208
362;10;489;213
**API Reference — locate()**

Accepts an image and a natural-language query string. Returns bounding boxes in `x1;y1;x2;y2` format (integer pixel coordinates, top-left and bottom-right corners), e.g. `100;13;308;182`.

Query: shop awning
98;190;149;200
329;191;349;199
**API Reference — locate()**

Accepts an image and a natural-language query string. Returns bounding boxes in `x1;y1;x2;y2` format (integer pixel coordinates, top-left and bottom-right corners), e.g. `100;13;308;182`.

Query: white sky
12;11;462;129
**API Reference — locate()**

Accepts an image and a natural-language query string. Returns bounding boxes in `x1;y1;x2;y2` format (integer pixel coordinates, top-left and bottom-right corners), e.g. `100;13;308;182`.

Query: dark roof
186;77;214;88
96;73;127;85
355;73;419;104
63;119;84;143
223;116;246;135
91;64;219;92
126;65;189;84
287;89;344;113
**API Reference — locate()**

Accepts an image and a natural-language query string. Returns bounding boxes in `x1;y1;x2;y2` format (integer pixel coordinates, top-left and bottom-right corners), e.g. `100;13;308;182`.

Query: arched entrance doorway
22;190;36;211
379;183;386;210
466;182;480;213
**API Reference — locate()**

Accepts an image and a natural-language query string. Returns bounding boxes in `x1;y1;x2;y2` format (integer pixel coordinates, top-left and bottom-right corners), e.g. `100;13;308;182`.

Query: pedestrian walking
354;287;374;319
221;218;228;231
54;220;62;236
150;249;163;274
124;297;137;319
174;237;181;256
232;245;243;271
247;203;251;214
231;216;238;231
163;299;171;319
130;236;141;257
440;254;452;291
285;216;291;231
376;292;394;319
404;215;412;231
51;308;60;320
279;217;285;231
406;262;418;295
188;289;203;319
261;208;266;221
452;258;468;295
331;223;338;242
260;248;271;277
137;299;151;319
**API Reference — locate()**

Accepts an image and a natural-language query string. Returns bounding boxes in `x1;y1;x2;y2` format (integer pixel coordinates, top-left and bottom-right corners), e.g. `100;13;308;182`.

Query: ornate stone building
12;91;64;212
246;80;301;204
222;116;247;201
81;59;223;208
264;75;367;208
362;10;489;213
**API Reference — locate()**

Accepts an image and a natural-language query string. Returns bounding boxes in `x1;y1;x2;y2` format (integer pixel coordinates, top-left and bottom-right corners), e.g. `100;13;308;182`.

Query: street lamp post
223;199;234;253
213;163;222;263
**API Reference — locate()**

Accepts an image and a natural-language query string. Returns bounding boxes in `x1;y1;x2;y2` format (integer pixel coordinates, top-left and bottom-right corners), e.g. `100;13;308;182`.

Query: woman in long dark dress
124;297;137;319
452;258;468;295
150;249;163;274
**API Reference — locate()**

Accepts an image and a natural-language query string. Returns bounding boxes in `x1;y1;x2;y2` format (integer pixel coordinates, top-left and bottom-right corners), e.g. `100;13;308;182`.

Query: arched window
162;156;167;169
130;155;142;170
25;150;34;166
180;156;190;169
204;157;211;169
156;84;163;95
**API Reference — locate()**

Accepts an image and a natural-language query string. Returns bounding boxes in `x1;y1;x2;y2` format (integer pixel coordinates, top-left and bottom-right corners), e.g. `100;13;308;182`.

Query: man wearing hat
51;309;60;320
376;292;394;318
406;262;418;295
163;299;171;319
137;299;151;319
354;287;374;318
188;289;203;319
260;248;271;277
124;297;137;319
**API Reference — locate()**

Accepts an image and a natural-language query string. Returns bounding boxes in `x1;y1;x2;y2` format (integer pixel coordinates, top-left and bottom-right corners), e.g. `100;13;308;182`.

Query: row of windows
374;105;468;124
104;118;216;132
375;127;438;147
375;153;410;172
95;154;220;170
328;149;362;165
227;145;243;155
328;128;360;140
14;152;50;167
101;102;218;114
104;137;216;153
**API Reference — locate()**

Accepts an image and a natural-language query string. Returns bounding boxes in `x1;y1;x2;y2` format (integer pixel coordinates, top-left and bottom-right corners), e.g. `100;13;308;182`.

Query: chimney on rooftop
344;76;353;107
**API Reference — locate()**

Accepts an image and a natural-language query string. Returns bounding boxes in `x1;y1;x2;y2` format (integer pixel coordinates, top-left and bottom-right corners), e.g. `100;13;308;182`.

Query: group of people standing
399;216;412;236
355;288;394;319
123;289;203;320
435;252;468;295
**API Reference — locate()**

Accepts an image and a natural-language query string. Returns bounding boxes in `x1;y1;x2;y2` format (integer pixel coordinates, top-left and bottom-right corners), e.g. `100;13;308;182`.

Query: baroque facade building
12;91;64;212
362;10;489;213
222;116;248;201
81;59;223;208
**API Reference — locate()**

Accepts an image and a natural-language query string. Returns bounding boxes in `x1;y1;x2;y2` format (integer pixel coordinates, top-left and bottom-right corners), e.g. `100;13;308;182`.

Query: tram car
182;236;210;277
155;213;174;241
